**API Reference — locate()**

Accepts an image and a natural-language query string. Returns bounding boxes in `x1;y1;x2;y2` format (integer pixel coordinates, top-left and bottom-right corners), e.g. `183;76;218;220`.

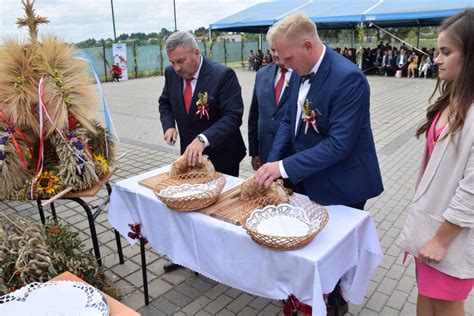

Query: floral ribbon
196;92;210;120
283;294;312;316
301;99;321;134
128;223;148;245
74;53;120;146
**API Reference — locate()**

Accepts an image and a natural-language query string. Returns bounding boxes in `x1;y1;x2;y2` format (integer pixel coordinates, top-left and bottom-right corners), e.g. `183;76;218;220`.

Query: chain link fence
81;36;437;82
81;39;271;82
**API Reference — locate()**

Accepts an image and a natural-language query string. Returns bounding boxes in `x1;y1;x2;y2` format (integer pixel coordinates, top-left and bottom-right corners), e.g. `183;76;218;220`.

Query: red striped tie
183;78;193;113
274;68;288;104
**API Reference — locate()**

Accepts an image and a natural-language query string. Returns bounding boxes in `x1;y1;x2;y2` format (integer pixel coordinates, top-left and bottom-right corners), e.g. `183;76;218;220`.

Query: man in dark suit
382;49;396;76
248;42;298;171
254;13;383;314
159;31;246;177
396;47;408;77
159;31;246;272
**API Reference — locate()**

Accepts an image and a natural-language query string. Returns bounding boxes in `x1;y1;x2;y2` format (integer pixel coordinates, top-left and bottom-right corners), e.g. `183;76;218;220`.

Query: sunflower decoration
94;154;109;176
35;170;62;197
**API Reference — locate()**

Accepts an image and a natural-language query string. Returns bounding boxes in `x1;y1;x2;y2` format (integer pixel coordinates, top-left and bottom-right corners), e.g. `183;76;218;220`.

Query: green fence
79;40;273;81
81;37;436;82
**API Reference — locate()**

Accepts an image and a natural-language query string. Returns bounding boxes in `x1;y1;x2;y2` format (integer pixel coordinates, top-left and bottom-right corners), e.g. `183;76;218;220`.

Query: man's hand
253;161;281;189
164;128;177;146
251;156;262;171
184;138;205;167
418;238;448;265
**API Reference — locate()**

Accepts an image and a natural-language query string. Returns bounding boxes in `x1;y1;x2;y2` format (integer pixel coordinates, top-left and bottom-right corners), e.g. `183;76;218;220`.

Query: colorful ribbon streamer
31;77;47;198
73;52;120;145
0;111;35;171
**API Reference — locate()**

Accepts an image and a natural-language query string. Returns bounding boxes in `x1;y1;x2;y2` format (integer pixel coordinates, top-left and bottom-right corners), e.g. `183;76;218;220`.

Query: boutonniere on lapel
196;92;210;120
301;99;321;134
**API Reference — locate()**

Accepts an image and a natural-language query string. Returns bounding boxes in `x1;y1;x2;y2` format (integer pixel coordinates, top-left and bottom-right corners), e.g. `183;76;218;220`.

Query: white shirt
181;55;210;147
182;54;203;94
274;68;293;103
398;54;405;66
279;45;326;179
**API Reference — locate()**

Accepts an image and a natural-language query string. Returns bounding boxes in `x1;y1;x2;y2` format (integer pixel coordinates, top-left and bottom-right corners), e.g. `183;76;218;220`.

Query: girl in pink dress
398;8;474;316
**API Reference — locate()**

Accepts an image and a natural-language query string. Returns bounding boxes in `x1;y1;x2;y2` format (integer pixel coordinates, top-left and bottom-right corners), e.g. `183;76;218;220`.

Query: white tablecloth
108;166;383;316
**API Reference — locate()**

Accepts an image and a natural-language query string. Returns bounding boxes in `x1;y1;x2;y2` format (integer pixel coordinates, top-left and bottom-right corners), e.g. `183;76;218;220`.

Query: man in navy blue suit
159;31;246;177
248;41;298;171
255;13;383;210
254;13;383;314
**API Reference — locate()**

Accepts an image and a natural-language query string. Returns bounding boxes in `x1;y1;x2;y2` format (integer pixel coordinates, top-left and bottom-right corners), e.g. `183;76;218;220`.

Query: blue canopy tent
210;0;473;32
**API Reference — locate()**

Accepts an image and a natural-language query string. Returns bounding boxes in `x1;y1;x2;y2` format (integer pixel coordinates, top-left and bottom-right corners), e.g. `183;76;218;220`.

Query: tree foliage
74;25;438;49
194;27;208;37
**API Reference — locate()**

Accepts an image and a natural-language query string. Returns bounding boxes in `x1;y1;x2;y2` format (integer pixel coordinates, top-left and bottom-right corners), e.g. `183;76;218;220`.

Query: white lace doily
246;203;321;237
159;182;217;198
0;280;109;316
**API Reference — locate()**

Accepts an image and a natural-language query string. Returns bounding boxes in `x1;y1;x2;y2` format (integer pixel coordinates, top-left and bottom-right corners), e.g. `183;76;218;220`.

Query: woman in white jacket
398;8;474;316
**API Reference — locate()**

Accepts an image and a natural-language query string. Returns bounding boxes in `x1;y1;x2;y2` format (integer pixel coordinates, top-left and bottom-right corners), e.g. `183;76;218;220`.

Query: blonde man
254;13;384;314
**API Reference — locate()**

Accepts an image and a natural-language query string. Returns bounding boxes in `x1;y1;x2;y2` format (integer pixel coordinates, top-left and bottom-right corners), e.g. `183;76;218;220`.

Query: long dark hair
416;8;474;139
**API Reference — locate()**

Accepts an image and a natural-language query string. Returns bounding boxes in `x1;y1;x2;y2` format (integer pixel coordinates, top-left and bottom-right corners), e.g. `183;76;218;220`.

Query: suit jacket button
271;117;275;121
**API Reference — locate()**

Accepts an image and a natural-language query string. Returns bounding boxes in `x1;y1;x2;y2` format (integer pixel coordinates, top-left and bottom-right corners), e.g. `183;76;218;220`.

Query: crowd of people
247;49;273;71
248;43;441;79
335;44;440;78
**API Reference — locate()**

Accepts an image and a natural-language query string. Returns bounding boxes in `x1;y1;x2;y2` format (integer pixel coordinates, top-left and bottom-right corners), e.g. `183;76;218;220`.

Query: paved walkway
2;70;473;315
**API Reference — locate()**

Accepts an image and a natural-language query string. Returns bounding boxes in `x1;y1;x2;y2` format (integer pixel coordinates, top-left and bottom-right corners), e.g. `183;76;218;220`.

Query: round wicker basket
240;196;329;250
153;172;226;211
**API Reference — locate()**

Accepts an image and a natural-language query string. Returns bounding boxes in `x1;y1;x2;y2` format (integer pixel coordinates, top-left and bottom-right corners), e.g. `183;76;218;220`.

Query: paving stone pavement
1;70;473;315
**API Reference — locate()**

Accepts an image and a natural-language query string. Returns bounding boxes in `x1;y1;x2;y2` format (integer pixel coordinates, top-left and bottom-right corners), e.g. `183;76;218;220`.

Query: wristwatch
197;135;205;144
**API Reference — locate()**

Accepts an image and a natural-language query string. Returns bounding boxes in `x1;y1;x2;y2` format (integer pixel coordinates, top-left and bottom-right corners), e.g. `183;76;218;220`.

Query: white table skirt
108;166;383;316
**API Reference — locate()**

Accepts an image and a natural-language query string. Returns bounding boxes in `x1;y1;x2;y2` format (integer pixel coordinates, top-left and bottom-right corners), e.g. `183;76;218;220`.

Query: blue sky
0;0;268;43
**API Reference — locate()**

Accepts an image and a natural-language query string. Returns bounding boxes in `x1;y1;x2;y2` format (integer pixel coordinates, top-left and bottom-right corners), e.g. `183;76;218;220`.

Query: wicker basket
240;196;329;250
153;172;226;211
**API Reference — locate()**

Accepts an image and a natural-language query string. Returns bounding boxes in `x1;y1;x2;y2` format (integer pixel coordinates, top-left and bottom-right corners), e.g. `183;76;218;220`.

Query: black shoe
327;281;348;316
326;302;348;316
163;262;182;273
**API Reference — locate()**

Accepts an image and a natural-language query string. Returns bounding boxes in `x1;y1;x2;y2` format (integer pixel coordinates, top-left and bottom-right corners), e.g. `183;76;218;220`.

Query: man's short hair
165;31;199;53
267;13;319;45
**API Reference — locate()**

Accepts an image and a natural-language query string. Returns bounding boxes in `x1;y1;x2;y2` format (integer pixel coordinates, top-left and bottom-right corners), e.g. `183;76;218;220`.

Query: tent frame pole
416;20;421;48
351;26;355;49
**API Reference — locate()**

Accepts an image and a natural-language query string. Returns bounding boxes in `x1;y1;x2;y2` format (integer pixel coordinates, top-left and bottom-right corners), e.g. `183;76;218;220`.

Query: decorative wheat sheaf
0;0;116;200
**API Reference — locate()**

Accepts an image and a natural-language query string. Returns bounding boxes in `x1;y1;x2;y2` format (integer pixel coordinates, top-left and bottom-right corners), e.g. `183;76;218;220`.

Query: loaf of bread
169;154;215;178
240;178;288;202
